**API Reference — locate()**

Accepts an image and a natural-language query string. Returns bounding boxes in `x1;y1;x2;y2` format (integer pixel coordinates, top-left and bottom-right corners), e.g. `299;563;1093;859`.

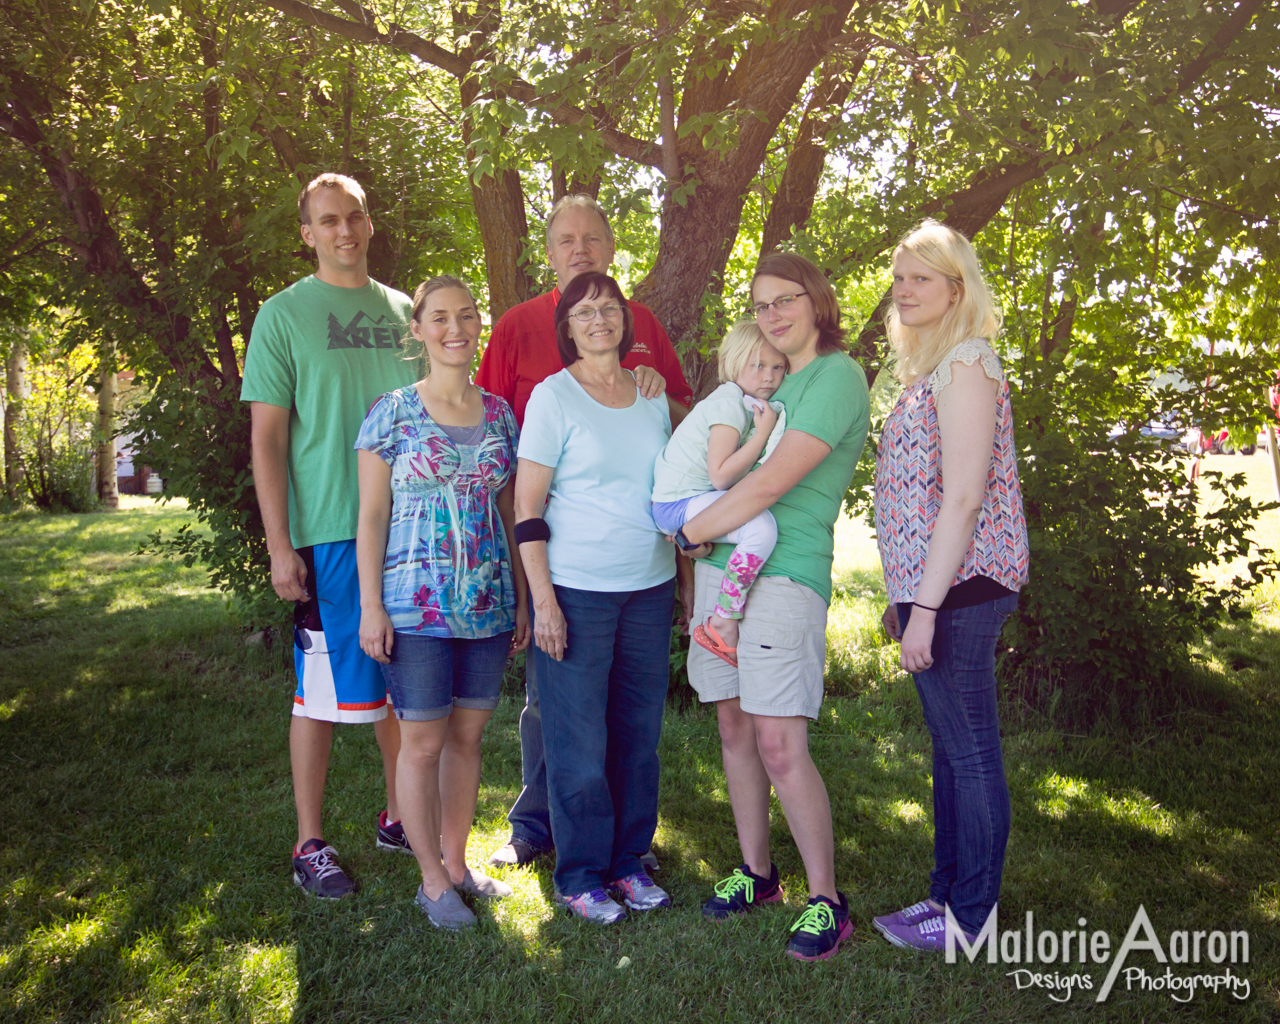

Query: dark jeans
532;580;673;897
899;593;1018;934
506;644;553;852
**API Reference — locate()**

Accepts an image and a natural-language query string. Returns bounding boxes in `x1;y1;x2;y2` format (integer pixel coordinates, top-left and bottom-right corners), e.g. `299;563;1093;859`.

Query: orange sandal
693;622;738;668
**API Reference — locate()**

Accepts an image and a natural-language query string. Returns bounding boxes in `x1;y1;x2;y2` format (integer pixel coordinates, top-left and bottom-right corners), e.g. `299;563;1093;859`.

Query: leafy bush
23;434;97;512
1004;403;1274;724
14;346;99;514
130;374;286;629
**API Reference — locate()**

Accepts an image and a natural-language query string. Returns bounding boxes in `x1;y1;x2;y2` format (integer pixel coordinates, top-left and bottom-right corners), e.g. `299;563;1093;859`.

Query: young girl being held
651;322;788;665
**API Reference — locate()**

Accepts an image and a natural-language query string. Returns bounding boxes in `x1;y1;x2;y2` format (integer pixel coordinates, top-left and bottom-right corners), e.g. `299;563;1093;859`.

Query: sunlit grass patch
1032;772;1182;836
889;798;927;824
213;943;298;1024
825;591;902;695
1253;882;1280;922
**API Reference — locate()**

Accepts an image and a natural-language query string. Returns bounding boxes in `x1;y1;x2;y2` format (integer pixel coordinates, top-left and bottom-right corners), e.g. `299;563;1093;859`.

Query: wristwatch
674;528;704;554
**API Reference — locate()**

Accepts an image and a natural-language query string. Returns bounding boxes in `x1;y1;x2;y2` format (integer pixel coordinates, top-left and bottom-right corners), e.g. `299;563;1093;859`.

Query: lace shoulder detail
927;338;1003;394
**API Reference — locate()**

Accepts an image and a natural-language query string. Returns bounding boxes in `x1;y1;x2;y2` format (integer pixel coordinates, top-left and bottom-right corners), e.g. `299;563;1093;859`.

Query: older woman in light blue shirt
514;272;676;924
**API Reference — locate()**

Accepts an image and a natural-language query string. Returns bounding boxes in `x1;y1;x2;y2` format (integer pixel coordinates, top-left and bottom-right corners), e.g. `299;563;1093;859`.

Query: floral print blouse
356;385;519;638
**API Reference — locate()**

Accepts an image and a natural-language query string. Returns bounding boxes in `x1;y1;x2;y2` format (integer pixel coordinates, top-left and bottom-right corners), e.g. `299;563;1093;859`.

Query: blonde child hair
717;321;786;384
885;219;1002;385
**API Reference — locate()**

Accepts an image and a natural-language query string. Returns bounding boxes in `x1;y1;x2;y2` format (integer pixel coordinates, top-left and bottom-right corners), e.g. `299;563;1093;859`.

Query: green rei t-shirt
703;350;870;604
240;275;418;548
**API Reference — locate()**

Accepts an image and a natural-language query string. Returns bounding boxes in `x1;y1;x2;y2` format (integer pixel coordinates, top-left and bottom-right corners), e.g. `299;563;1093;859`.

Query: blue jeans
899;593;1018;934
506;643;554;852
533;581;673;897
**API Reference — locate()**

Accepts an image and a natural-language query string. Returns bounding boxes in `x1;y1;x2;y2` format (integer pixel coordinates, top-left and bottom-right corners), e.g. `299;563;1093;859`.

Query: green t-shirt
703;350;869;604
240;275;417;548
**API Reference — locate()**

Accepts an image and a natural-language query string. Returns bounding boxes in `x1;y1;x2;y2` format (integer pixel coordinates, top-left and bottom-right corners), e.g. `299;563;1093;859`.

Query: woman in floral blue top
356;275;529;931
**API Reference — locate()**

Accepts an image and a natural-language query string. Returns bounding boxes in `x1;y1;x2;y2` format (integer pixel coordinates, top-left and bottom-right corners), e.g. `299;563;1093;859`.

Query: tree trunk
632;180;756;397
459;79;537;320
550;164;601;202
4;338;28;501
97;357;118;509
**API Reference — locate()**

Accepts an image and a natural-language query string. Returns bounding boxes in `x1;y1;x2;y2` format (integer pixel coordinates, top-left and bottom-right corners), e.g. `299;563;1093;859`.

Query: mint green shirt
240;275;417;548
702;350;870;604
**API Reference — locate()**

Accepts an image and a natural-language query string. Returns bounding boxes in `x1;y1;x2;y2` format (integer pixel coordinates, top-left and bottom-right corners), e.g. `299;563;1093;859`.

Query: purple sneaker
880;914;976;952
872;899;943;938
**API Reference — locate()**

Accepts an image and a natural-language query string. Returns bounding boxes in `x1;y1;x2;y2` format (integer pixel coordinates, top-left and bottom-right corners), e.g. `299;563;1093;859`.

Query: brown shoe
488;837;540;867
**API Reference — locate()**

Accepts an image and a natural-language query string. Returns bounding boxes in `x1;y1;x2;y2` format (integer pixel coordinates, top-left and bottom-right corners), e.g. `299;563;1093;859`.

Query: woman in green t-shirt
677;252;871;961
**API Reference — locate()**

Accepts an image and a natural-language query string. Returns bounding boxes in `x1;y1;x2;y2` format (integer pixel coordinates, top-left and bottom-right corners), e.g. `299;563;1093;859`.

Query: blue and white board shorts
293;539;389;723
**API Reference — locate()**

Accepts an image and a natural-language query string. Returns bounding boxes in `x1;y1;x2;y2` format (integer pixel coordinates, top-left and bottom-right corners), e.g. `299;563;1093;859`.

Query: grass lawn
1;478;1277;1023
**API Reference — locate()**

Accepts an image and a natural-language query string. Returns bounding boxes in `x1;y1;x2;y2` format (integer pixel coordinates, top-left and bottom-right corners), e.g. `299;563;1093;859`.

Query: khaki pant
686;562;828;719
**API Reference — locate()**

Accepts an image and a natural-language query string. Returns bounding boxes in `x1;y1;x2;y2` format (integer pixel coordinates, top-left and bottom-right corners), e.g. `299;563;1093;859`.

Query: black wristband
912;600;941;612
514;518;551;545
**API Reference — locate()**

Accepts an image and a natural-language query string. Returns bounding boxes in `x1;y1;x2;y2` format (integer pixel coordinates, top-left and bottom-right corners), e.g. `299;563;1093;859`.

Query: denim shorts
379;631;513;721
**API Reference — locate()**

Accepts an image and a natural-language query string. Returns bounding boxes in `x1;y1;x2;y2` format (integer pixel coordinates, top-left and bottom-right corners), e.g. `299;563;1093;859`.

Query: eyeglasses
569;303;625;323
751;292;807;317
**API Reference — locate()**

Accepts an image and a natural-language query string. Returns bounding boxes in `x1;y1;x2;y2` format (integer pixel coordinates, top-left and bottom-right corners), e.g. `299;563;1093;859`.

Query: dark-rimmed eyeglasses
751;292;807;318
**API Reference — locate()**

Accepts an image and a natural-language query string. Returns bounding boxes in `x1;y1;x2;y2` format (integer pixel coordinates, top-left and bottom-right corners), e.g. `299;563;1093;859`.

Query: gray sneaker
457;868;513;899
557;888;627;924
639;849;660;873
415;885;477;930
608;871;671;911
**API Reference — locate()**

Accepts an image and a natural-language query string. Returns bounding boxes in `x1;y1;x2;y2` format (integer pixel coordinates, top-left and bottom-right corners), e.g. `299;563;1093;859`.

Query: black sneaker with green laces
786;892;852;960
702;863;782;919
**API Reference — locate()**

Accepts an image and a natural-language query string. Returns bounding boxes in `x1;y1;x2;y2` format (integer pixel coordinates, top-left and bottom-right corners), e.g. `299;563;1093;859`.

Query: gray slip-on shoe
457;868;513;899
415;885;476;930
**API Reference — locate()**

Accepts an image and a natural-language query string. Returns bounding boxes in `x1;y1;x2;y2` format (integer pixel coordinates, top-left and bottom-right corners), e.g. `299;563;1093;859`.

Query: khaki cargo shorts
686;561;828;719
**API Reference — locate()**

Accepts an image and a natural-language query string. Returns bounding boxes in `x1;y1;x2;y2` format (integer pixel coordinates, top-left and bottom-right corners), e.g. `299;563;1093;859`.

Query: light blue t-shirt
518;368;676;592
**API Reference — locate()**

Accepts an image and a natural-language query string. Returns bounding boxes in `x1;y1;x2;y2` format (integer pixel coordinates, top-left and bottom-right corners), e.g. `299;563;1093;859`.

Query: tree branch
0;230;60;274
1177;0;1268;93
0;69;224;390
263;0;471;76
261;0;663;168
844;0;1270;274
761;53;864;252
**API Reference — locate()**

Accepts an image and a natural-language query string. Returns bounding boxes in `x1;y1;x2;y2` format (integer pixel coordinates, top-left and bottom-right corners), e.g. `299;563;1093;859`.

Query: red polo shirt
475;288;693;426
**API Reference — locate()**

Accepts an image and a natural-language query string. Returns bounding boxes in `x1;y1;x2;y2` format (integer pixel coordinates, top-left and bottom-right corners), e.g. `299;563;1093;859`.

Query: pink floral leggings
678;490;778;619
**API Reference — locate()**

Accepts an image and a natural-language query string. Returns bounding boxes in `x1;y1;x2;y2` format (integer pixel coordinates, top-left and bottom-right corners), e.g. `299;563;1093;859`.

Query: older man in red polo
477;194;692;868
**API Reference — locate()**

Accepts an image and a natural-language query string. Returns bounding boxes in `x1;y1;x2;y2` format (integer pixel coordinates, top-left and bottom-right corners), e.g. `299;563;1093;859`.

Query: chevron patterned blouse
874;338;1030;606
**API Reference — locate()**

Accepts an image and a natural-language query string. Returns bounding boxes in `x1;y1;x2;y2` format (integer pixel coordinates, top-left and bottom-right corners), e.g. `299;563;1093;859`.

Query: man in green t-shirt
241;173;417;898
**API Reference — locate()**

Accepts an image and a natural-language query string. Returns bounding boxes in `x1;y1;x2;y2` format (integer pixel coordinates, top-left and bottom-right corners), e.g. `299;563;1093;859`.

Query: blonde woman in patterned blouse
872;220;1030;952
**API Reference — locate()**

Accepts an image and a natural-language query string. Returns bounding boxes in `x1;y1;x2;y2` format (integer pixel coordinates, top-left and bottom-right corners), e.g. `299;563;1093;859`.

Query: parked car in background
1184;426;1257;456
